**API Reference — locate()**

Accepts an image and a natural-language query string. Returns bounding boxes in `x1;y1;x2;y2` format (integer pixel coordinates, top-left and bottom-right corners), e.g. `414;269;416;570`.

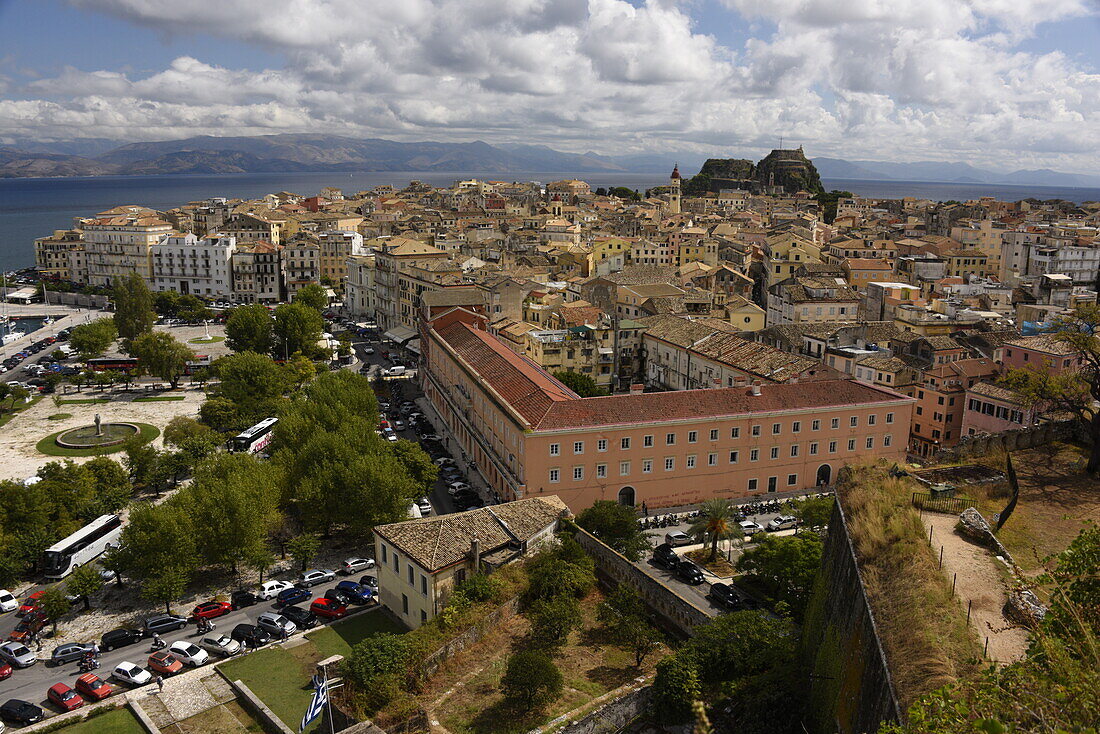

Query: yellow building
945;249;989;281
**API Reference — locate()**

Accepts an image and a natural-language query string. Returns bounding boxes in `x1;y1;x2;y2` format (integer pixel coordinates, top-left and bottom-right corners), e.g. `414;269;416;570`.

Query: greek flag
299;674;327;732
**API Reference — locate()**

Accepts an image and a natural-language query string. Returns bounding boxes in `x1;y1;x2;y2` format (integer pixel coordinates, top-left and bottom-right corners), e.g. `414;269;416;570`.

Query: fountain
54;414;140;449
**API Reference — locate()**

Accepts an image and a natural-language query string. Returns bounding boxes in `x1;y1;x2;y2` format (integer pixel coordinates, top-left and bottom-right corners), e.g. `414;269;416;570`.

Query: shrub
500;650;563;711
651;655;700;724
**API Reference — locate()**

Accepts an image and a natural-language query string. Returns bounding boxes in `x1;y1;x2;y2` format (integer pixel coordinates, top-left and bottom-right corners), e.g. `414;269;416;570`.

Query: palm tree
689;498;735;562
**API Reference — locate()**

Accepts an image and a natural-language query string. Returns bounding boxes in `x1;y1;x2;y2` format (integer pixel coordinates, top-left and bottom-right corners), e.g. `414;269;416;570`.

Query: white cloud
0;0;1095;172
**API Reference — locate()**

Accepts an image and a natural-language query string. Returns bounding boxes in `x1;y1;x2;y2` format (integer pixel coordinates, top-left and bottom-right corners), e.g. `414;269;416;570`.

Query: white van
385;366;407;377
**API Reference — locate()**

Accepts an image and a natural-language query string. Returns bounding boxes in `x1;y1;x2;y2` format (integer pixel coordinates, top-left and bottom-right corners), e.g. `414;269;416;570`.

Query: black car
144;613;188;635
231;623;272;649
1;699;44;725
230;590;260;610
652;543;680;570
324;588;353;606
675;560;705;585
101;628;144;651
279;605;318;630
707;583;742;609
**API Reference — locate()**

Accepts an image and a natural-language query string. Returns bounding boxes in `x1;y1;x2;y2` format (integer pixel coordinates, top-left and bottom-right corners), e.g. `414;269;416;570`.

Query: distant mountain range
1;134;1099;189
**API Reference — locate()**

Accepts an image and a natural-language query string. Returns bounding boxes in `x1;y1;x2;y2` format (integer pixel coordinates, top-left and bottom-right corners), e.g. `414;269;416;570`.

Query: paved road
0;573;374;720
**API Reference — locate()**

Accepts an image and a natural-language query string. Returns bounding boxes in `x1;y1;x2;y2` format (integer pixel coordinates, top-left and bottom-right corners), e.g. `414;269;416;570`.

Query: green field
134;395;186;402
58;397;111;405
52;707;145;734
306;607;406;659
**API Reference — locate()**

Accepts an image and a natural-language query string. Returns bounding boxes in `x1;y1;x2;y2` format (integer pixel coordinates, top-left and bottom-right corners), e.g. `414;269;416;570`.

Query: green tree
597;585;662;666
552;370;607;397
176;294;212;322
391;439;439;495
500;650;563;711
529;593;582;650
39;585;71;635
293;283;328;312
65;563;104;611
122;438;162;491
735;534;823;618
680;610;794;685
273;302;324;359
163;416;220;449
130;331;194;388
287;533;321;572
225;304;275;355
98;545;126;587
153;290;181;316
1000;304;1100;475
215;352;287;411
651;655;701;724
282;354;315;390
199;396;247;434
525;541;595;602
343;633;412;715
577;500;649;560
791;495;834;528
688;498;736;562
114;502;196;612
69;318;117;360
112;271;156;349
81;456;132;515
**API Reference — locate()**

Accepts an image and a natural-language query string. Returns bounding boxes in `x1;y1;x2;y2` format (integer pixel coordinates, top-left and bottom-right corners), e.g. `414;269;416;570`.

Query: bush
452;573;500;604
577;500;650;560
528;594;582;650
651;655;700;724
500;650;563;711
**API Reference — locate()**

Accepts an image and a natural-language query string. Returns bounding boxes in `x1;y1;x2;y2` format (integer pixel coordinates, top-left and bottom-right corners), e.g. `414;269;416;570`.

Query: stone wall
43;289;111;309
553;685;652;734
572;527;711;637
421;596;522;678
800;501;903;734
935;420;1081;463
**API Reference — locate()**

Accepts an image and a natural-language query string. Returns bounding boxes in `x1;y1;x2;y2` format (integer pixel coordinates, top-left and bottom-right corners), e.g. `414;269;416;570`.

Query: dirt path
922;513;1029;665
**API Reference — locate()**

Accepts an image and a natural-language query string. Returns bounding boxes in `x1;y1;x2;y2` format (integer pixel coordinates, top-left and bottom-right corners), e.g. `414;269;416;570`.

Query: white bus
42;514;123;580
228;417;278;454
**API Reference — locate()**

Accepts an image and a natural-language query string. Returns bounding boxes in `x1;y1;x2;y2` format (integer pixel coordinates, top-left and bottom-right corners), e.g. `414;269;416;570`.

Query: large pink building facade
420;308;914;512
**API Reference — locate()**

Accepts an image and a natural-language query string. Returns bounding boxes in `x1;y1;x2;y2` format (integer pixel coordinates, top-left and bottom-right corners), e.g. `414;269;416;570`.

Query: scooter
150;635;167;651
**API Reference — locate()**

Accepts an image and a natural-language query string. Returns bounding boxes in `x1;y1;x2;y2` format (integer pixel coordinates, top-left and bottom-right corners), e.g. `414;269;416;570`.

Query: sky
1;0;1100;172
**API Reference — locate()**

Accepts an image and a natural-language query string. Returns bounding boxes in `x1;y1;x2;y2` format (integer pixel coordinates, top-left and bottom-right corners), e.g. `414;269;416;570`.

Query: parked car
675;560;705;585
383;430;398;443
112;662;153;688
652;543;680;570
0;699;43;725
340;557;375;575
279;605;318;630
147;651;183;676
231;624;272;649
16;591;44;616
296;569;336;588
75;673;113;701
324;588;353;607
51;642;98;666
143;613;187;635
335;581;372;605
230;590;260;609
100;628;143;651
199;635;242;658
415;498;432;516
259;580;294;600
276;587;312;607
707;583;742;610
433;457;455;467
383;366;406;376
358;575;378;592
0;591;15;614
665;531;693;547
47;683;84;712
363;347;375;355
392;420;406;431
167;641;209;667
309;598;347;620
0;642;37;668
766;515;799;532
738;520;764;536
0;664;10;681
447;481;472;495
256;612;297;638
191;600;233;620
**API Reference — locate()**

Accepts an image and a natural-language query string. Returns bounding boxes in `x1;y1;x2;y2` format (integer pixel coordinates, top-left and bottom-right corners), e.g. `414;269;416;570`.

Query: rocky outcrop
755;147;824;194
683;158;755;195
957;507;994;545
1004;587;1047;629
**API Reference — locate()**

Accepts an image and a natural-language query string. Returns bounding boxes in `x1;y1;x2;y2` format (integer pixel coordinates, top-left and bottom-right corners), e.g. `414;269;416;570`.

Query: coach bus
228;417;278;454
87;357;140;372
42;514;124;580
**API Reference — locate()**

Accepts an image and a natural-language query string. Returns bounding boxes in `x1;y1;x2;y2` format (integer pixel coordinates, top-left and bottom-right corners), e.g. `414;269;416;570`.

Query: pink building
995;334;1081;375
961;382;1039;437
420;307;914;512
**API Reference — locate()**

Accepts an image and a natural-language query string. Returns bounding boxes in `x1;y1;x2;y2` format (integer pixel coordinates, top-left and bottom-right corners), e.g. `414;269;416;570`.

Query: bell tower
668;164;681;215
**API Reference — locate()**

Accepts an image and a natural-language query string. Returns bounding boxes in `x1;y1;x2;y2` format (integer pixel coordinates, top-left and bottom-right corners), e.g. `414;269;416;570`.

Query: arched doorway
816;464;832;487
617;486;635;507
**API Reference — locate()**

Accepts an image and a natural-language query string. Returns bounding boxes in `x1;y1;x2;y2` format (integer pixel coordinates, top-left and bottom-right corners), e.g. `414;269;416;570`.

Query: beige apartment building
80;208;175;287
34;229;84;280
371;238;452;332
316;230;364;288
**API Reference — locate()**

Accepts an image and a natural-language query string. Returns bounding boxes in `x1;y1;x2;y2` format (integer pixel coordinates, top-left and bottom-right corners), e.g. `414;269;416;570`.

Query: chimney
630;383;644;395
734;376;747;388
470;537;480;572
751;380;762;396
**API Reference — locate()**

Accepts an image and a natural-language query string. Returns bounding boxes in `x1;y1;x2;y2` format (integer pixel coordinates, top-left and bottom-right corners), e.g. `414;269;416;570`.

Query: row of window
547;414;895;456
548;436;892;482
379;542;429;597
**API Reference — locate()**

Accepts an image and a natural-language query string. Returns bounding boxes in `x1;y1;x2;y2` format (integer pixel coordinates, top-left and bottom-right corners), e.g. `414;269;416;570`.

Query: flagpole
324;664;335;734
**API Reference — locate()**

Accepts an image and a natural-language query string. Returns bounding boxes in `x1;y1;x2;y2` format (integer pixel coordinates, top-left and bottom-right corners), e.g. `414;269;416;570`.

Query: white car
434;457;456;467
340;558;375;575
199;635;242;658
766;515;799;532
0;590;16;613
168;641;210;667
113;661;153;687
393;420;406;431
259;580;294;600
738;520;764;536
363;347;375;355
448;481;471;495
416;498;432;516
384;431;398;443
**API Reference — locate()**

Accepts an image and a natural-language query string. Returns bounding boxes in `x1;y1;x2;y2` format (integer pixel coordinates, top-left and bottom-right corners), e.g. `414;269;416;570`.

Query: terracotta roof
534;379;910;431
375;497;567;573
1002;334;1078;355
968;381;1026;404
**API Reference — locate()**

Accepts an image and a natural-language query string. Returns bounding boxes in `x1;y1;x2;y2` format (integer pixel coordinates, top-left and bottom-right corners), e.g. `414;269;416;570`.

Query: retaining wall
935;420;1082;463
421;596;521;678
43;290;111;309
552;685;652;734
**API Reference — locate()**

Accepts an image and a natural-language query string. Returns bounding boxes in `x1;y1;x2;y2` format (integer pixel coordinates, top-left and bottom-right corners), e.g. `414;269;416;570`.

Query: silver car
0;641;37;668
199;635;242;657
256;612;297;638
51;641;99;665
297;569;336;588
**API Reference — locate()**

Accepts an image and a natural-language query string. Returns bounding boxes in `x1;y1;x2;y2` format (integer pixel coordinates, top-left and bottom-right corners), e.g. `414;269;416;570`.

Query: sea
2;170;1100;273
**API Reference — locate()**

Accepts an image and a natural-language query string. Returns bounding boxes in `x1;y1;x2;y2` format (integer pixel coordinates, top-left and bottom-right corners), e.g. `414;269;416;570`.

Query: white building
152;233;236;298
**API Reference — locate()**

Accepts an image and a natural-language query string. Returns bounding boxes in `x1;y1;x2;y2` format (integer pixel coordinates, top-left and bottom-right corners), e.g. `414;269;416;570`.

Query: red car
17;591;45;616
191;600;232;620
75;672;113;701
309;598;347;620
48;682;85;712
148;651;183;675
0;663;11;680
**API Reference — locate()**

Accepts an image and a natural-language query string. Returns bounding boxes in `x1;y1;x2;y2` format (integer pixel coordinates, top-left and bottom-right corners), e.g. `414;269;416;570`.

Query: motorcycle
150;635;167;651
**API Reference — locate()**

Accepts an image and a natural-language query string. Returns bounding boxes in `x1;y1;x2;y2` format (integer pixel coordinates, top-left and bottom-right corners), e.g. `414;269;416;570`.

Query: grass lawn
187;336;225;344
58;397;111;405
306;607;407;660
220;647;321;733
164;701;265;734
53;707;145;734
0;395;43;427
36;422;160;457
133;395;186;402
48;412;74;420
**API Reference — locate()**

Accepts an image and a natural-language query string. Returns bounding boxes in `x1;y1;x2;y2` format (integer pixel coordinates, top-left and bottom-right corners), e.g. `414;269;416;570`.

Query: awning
382;326;417;345
405;339;421;355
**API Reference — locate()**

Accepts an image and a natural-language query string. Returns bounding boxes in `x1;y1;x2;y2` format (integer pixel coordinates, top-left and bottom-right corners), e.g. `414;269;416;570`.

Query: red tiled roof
534;379;910;431
437;322;577;425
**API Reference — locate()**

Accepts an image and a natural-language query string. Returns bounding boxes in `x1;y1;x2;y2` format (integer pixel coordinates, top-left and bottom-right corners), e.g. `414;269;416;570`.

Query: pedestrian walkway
138;668;238;729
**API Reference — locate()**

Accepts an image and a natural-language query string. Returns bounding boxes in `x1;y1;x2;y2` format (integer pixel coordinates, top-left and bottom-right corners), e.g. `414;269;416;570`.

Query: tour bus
87;357;140;372
228;417;278;454
42;514;124;580
184;355;213;375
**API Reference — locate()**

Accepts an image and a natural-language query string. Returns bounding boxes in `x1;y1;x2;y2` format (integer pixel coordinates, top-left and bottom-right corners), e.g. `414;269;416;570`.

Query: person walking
155;675;164;692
